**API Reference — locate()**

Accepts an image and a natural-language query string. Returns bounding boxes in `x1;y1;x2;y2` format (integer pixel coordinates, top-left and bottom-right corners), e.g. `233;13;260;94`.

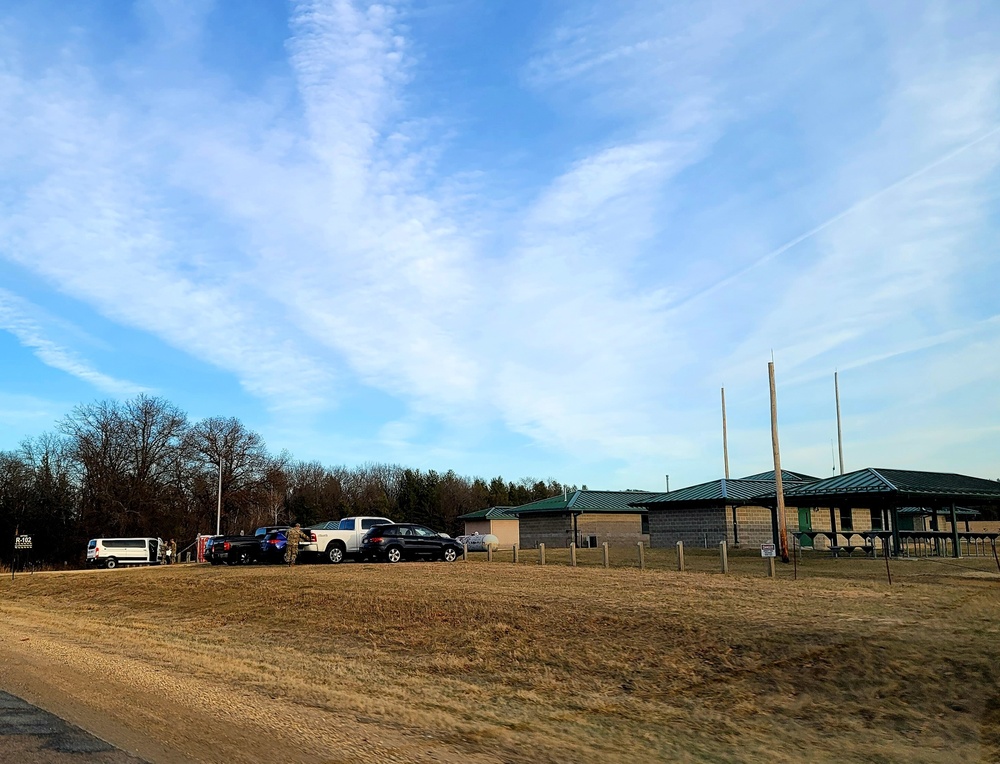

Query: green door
797;508;813;548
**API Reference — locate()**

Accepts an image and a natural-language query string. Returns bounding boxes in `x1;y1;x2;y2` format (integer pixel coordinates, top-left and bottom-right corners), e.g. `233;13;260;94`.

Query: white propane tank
455;534;499;552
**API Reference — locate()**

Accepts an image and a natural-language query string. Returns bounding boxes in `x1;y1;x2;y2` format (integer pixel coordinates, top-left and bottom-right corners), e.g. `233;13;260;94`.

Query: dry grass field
1;551;999;763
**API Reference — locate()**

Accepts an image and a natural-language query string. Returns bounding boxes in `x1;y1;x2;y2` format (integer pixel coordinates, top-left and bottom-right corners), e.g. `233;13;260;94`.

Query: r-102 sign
760;543;776;558
14;535;32;549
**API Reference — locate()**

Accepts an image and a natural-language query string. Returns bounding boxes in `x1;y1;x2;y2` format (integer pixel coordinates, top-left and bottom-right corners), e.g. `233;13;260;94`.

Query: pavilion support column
731;505;740;547
770;505;779;545
829;506;838;555
890;506;901;557
931;509;942;556
950;502;961;558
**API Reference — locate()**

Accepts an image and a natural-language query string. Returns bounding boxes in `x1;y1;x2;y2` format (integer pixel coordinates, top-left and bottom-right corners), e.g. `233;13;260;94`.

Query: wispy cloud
0;289;145;396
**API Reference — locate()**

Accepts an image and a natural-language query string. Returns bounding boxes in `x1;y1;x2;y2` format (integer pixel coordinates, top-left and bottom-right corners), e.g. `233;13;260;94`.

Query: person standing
168;538;178;564
285;524;306;566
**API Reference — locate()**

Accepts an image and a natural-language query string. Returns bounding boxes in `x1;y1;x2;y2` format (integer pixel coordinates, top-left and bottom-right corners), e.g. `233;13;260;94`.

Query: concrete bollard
487;546;493;563
720;540;729;574
602;542;610;568
462;543;468;562
766;557;776;578
185;552;192;563
676;540;684;572
539;543;545;566
512;544;518;564
637;541;645;570
570;542;577;567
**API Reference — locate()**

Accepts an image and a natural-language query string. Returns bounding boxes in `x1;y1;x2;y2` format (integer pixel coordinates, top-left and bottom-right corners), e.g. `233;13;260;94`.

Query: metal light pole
216;454;223;536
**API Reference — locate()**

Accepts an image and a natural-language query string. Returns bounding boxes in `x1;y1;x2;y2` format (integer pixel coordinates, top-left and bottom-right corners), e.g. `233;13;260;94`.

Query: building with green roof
514;489;657;549
633;467;1000;557
629;470;819;550
456;506;519;547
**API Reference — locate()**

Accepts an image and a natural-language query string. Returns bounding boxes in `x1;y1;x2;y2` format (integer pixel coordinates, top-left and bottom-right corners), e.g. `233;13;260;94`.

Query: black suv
360;524;462;563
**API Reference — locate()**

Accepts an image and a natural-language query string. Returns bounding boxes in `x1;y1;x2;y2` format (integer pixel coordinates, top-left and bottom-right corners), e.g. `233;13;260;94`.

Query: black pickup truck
205;535;261;565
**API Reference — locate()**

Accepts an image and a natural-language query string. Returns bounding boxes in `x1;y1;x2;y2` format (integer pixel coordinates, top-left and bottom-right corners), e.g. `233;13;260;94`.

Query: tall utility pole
834;371;845;475
721;387;730;479
769;361;790;563
216;454;223;536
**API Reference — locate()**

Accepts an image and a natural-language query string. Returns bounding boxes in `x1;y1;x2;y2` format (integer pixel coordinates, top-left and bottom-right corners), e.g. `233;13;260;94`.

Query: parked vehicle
359;524;463;563
302;516;394;564
205;535;261;565
258;530;295;564
86;537;164;569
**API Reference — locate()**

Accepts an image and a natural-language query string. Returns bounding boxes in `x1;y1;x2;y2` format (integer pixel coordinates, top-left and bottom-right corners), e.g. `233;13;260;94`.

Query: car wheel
105;558;117;569
326;543;345;564
237;551;251;565
386;546;403;563
442;547;458;563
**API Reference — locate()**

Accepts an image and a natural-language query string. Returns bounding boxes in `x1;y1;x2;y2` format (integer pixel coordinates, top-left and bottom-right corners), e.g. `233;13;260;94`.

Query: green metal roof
515;490;656;516
458;506;518;521
739;469;820;482
777;468;1000;506
630;475;816;509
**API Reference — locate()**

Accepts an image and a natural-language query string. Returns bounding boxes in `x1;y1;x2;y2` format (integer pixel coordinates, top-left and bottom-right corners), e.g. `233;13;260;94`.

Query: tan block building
458;506;519;547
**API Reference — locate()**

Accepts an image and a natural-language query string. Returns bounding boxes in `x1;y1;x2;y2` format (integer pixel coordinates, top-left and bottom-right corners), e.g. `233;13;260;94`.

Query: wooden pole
721;387;730;479
539;543;545;566
570;542;577;567
834;371;845;475
883;535;893;585
637;541;645;570
676;540;685;571
512;544;518;564
602;542;609;568
719;540;729;573
769;361;790;563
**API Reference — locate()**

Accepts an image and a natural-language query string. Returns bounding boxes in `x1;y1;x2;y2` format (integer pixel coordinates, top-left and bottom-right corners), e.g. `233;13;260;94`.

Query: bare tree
185;416;270;534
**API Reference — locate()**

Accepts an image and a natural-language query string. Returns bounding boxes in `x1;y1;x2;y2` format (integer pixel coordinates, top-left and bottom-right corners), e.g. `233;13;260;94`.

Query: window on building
588;535;598;548
641;514;650;534
839;507;854;531
869;509;883;530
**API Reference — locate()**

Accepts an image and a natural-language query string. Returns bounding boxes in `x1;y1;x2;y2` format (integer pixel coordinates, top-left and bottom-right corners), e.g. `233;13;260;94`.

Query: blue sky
0;0;998;490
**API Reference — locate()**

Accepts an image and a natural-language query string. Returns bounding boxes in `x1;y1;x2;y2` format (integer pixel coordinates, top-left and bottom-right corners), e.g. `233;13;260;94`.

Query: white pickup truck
303;516;394;563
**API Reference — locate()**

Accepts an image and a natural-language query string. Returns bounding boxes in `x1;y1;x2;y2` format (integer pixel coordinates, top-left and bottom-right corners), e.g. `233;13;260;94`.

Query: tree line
0;395;570;565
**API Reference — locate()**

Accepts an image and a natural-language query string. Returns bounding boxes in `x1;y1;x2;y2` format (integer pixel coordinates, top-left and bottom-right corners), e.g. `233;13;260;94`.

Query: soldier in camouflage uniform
284;523;306;566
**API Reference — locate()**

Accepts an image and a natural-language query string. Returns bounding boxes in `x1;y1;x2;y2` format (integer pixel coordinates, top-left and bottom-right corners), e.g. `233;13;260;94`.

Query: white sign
14;535;32;550
760;543;776;558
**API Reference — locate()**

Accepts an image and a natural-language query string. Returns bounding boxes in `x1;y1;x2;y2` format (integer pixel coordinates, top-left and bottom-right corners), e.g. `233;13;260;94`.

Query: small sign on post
761;543;777;558
12;534;33;581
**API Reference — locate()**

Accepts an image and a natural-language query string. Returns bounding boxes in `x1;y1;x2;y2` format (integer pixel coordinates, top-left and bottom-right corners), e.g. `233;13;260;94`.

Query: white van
86;537;163;569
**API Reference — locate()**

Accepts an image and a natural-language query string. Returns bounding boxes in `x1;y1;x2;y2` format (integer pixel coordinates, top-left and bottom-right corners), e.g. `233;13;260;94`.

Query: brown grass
1;553;999;763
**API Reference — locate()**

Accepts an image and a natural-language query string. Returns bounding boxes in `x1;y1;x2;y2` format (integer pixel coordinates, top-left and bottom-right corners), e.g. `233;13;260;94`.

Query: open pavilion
769;468;1000;558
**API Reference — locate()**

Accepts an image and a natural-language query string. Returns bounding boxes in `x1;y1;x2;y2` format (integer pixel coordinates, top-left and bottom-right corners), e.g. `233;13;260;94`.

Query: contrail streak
669;123;1000;312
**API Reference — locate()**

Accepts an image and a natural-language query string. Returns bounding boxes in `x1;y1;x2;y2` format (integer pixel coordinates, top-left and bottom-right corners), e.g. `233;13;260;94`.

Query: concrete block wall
519;515;573;548
649;506;727;549
577;514;649;547
731;505;775;548
489;519;520;547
